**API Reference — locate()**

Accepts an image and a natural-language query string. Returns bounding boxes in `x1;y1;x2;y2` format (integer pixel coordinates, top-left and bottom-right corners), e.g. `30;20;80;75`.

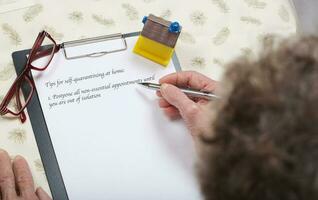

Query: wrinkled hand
0;149;51;200
157;71;218;136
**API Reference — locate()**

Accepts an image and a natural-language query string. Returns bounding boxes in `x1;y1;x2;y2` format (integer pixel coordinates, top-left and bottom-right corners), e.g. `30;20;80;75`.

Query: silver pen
138;82;220;100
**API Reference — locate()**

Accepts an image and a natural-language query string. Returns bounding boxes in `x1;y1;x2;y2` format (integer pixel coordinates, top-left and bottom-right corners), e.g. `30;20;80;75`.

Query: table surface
0;0;297;197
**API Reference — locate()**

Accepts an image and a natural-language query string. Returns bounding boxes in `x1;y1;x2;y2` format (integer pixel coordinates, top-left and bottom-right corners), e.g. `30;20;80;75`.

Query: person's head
197;36;318;200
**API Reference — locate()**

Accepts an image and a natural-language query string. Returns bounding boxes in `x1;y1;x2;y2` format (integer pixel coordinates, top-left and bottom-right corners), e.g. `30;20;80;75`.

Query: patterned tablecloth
0;0;297;196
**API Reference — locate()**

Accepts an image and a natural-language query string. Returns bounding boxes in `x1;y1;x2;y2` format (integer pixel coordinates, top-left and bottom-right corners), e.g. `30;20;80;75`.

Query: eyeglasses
0;31;60;123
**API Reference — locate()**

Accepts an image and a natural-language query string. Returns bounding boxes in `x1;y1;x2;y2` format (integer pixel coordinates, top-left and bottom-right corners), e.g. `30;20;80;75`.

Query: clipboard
11;32;198;200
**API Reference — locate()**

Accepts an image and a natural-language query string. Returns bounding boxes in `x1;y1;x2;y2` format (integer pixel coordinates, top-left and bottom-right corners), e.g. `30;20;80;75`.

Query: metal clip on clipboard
61;33;128;60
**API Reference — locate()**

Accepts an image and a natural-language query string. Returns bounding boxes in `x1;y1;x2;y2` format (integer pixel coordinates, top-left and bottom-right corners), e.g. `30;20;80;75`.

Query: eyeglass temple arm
0;80;27;123
15;81;27;123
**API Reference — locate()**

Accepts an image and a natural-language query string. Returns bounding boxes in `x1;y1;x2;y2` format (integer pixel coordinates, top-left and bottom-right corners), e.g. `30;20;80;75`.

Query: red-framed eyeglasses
0;31;60;123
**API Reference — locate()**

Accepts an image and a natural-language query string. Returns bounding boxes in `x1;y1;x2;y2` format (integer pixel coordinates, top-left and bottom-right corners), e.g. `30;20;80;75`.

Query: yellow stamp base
133;35;174;67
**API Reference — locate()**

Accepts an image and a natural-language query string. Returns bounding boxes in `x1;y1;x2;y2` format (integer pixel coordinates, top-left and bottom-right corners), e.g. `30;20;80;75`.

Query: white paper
0;0;37;13
31;36;202;200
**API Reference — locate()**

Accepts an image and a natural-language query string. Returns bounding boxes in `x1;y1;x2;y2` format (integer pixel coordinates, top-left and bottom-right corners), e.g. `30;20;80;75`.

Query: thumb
160;83;200;126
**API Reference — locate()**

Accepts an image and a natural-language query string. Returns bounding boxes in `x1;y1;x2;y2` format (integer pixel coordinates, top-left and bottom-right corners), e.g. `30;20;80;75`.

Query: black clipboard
12;32;182;200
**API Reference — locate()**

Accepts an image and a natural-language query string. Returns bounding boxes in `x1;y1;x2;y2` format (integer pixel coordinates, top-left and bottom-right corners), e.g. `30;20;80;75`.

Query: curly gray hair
197;36;318;200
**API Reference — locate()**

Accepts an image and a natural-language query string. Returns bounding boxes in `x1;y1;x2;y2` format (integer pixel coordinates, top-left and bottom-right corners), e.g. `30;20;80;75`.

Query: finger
36;187;52;200
13;155;35;198
163;106;181;120
160;83;200;125
159;71;218;92
0;149;17;199
158;98;172;108
156;90;162;97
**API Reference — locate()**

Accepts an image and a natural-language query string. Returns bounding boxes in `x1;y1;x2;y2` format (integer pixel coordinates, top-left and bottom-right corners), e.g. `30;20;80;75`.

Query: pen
138;82;220;100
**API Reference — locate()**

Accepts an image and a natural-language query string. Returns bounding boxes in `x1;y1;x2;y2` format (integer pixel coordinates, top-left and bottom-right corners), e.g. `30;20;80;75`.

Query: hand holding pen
140;71;219;137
